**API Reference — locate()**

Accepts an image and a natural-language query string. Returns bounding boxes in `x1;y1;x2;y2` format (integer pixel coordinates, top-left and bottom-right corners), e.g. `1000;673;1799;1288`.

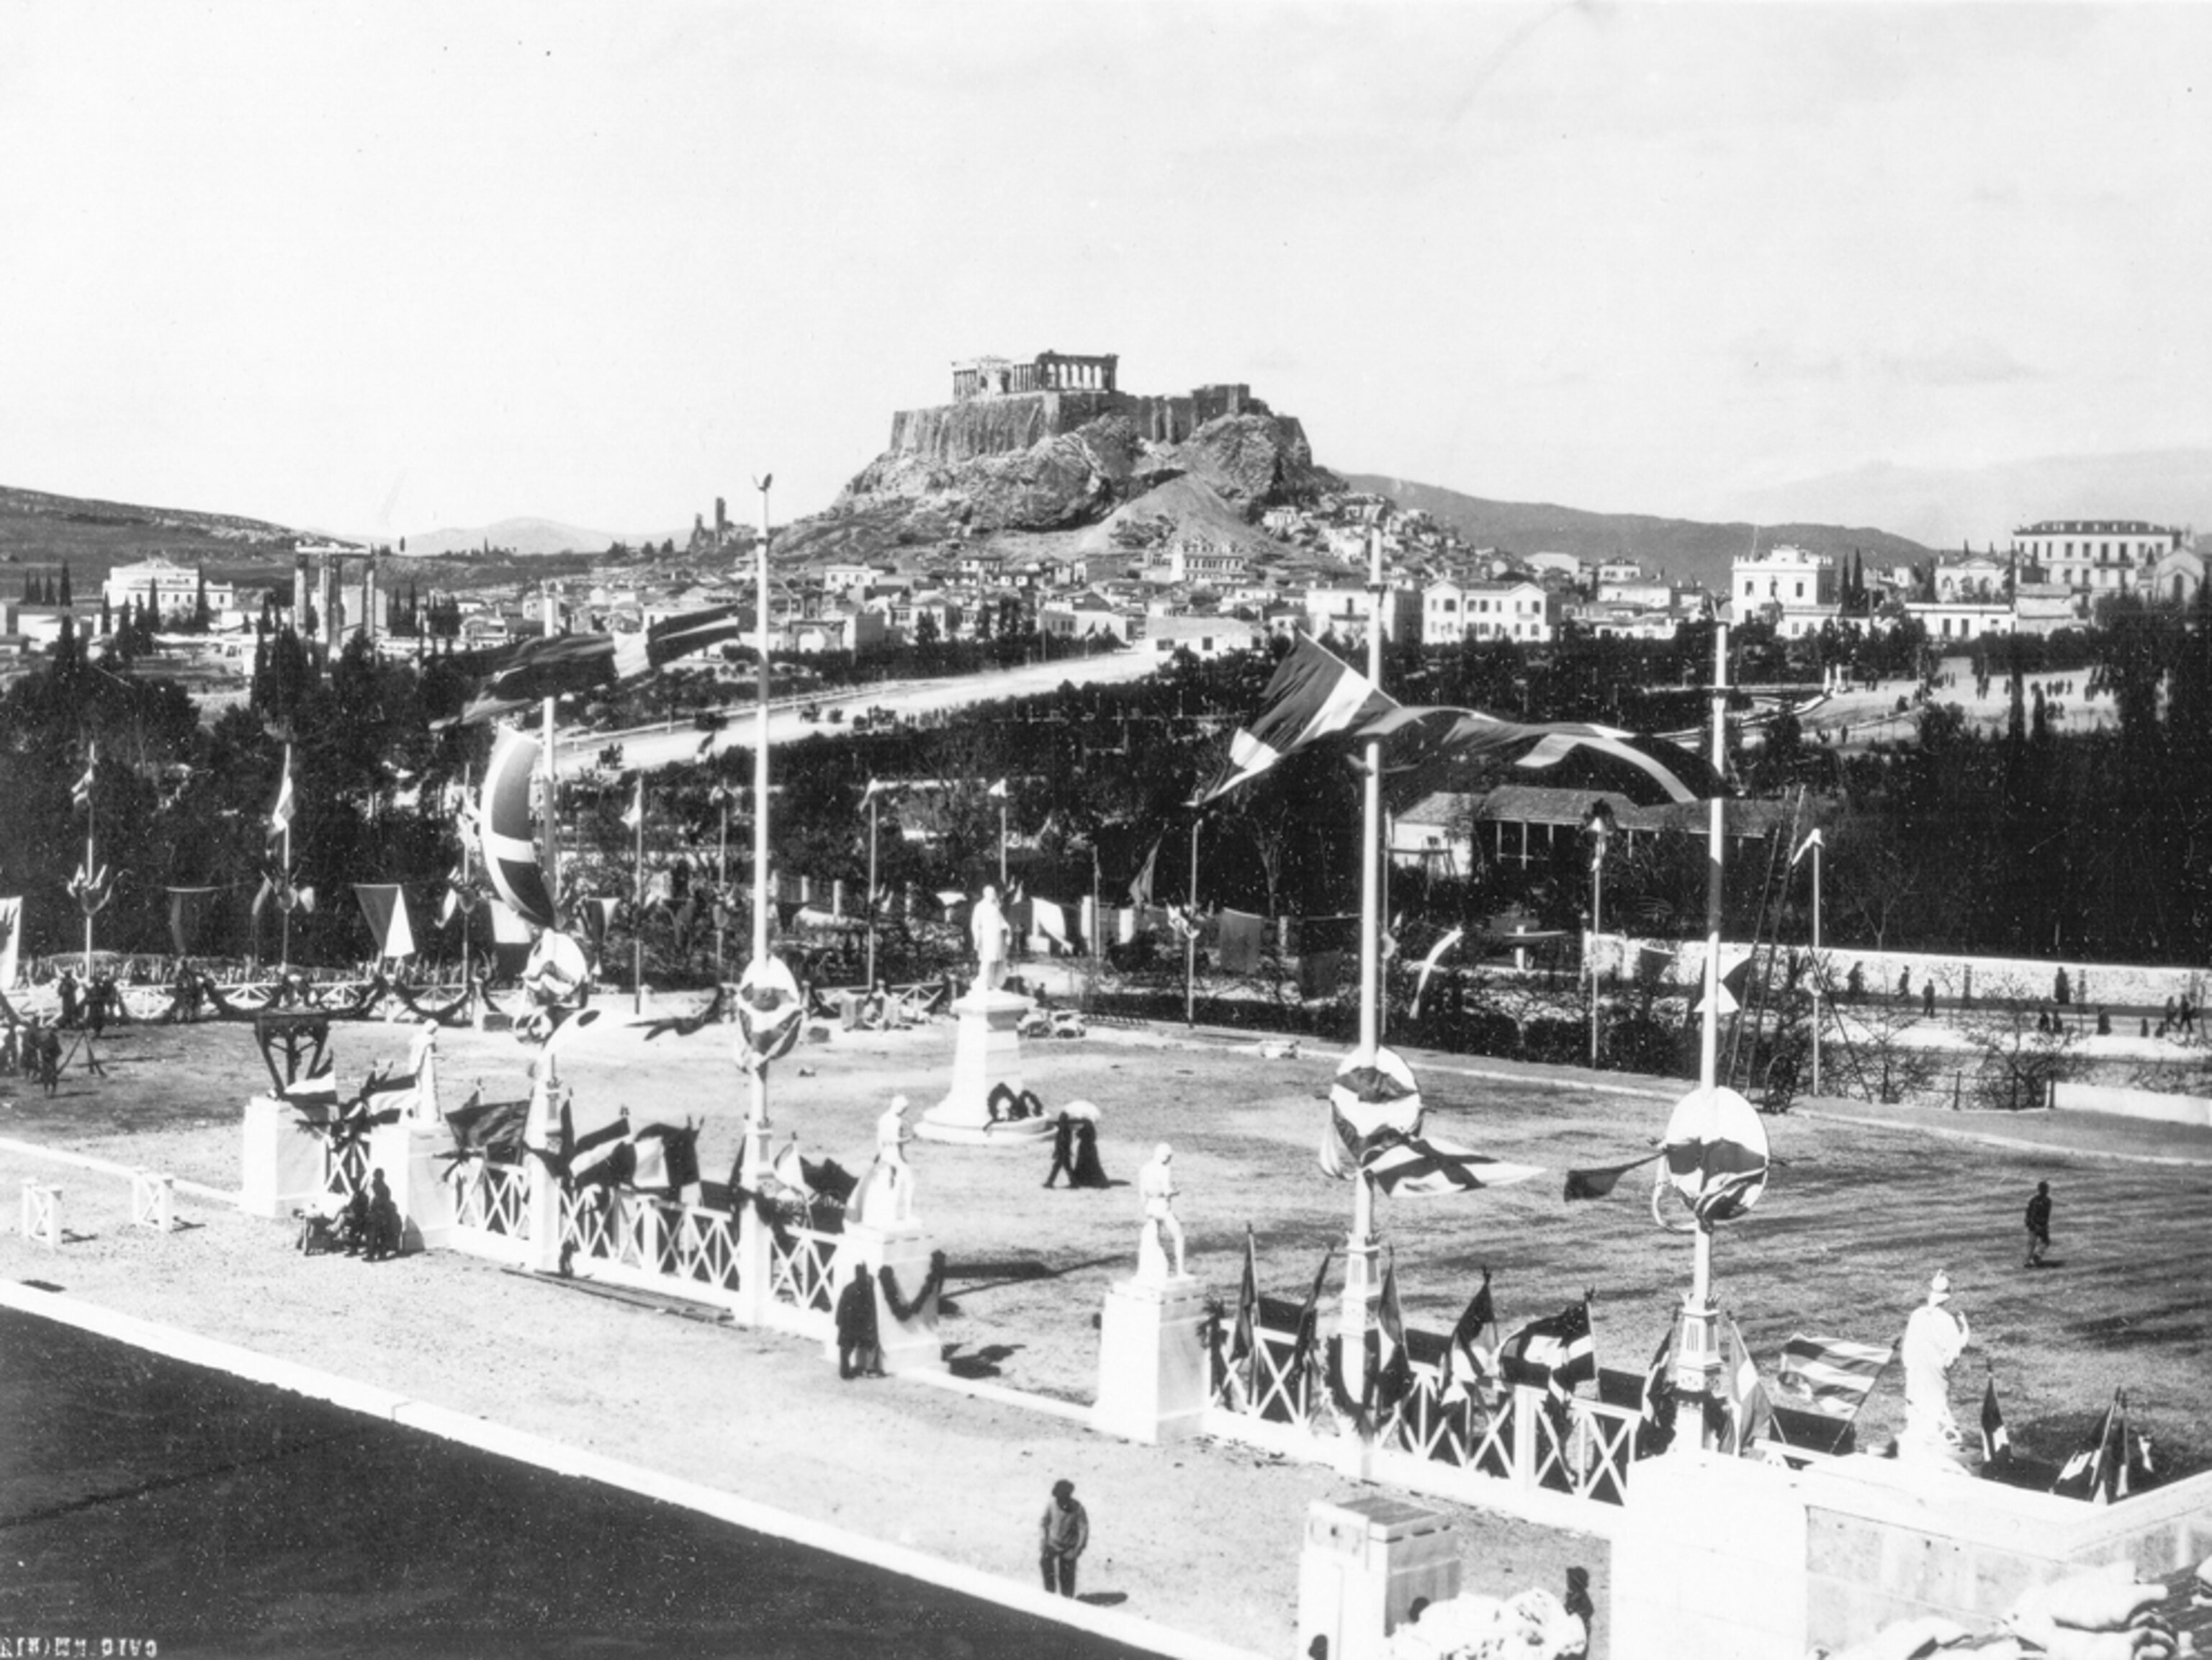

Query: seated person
362;1170;404;1263
858;980;893;1029
338;1186;371;1255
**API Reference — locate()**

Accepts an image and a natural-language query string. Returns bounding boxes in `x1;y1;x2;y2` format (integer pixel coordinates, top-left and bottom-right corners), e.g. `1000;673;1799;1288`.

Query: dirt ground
1;996;2207;1656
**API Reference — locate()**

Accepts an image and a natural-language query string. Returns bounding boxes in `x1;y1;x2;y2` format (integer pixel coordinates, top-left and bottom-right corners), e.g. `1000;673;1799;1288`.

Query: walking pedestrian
2025;1181;2053;1268
1043;1114;1076;1189
1039;1479;1089;1598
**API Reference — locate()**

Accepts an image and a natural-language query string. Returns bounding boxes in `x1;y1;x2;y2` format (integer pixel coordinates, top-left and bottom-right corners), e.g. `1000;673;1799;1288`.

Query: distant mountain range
1345;475;1933;592
1731;448;2212;551
393;517;687;558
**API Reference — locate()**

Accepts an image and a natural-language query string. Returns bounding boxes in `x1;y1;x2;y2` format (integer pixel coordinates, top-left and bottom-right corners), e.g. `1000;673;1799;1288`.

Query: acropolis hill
889;351;1284;463
799;350;1336;560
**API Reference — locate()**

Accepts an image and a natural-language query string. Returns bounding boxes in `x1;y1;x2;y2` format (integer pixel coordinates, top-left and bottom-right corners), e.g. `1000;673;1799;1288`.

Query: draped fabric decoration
1320;1048;1423;1181
68;861;115;919
486;898;536;979
480;728;556;928
878;1250;949;1323
352;885;418;961
735;955;806;1075
167;887;222;960
1198;634;1723;808
450;602;750;726
1660;1086;1771;1226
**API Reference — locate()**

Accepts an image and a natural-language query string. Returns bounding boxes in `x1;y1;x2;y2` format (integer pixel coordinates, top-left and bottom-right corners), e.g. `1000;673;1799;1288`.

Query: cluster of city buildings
0;487;2201;692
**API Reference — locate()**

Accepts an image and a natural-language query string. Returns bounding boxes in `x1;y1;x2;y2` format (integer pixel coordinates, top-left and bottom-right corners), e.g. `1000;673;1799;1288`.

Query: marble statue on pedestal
1899;1269;1971;1466
971;884;1010;993
851;1094;916;1227
1136;1142;1186;1283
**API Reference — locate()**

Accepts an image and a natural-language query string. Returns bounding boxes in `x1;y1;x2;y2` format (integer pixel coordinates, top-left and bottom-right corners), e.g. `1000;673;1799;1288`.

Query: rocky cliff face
806;389;1336;560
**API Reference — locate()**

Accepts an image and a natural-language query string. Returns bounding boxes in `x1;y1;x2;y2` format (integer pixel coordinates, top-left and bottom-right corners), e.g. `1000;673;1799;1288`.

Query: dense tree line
7;598;2212;975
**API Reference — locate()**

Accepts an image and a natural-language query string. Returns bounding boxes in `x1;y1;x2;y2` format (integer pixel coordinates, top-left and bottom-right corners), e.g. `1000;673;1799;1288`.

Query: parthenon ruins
952;351;1118;400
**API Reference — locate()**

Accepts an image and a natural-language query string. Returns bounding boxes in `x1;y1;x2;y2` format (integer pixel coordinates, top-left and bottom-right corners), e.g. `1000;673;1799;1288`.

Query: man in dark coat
2025;1180;2053;1268
1043;1114;1076;1188
835;1267;881;1379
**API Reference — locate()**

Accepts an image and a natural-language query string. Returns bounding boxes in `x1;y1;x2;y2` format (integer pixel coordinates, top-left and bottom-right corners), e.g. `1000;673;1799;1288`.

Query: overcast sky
1;3;2205;543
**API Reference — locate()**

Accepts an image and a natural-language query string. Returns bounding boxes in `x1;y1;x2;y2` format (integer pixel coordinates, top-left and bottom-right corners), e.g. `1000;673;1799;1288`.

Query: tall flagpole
736;474;775;1324
83;749;96;977
1341;526;1386;1407
866;788;880;990
540;582;561;930
1184;813;1199;1027
716;788;731;986
1810;831;1823;1096
279;740;294;972
631;779;645;1015
1672;621;1731;1451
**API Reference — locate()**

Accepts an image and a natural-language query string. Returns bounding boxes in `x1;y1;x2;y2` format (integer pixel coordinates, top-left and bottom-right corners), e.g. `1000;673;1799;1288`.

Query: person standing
2025;1181;2053;1268
1038;1479;1088;1597
835;1266;881;1380
1043;1113;1076;1189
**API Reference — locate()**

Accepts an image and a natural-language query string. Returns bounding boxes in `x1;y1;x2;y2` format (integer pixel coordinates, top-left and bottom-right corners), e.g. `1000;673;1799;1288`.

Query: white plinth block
240;1093;330;1219
1092;1274;1209;1443
824;1219;948;1377
917;989;1052;1145
1298;1496;1461;1660
367;1119;454;1255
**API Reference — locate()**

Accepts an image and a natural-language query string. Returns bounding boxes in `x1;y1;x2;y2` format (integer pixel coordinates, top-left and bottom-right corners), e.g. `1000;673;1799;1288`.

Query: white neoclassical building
103;554;235;621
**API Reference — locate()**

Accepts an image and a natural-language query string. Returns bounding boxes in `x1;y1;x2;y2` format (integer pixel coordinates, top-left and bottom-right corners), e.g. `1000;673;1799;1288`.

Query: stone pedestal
916;988;1051;1144
824;1218;946;1376
1093;1273;1208;1443
1298;1497;1461;1660
368;1119;453;1255
240;1093;329;1219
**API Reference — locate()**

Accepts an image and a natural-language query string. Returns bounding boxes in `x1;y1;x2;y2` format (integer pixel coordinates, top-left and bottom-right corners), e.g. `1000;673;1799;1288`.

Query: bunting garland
878;1250;948;1323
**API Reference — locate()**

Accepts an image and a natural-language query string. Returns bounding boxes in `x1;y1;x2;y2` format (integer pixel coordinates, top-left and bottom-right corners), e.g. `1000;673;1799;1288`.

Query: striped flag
1228;1227;1259;1401
1979;1374;2012;1476
610;602;749;682
71;743;96;811
1563;1150;1663;1201
621;779;644;832
1354;704;1723;807
1775;1333;1894;1423
1359;1129;1545;1197
629;1121;701;1197
1440;1268;1497;1405
1636;1324;1677;1458
2052;1389;2152;1504
1499;1299;1596;1405
1717;1315;1776;1455
1374;1255;1413;1415
1288;1245;1333;1397
1200;634;1393;802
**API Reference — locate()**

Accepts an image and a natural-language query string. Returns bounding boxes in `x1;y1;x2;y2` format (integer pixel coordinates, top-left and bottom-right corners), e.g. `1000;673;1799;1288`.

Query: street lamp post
1584;800;1616;1068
